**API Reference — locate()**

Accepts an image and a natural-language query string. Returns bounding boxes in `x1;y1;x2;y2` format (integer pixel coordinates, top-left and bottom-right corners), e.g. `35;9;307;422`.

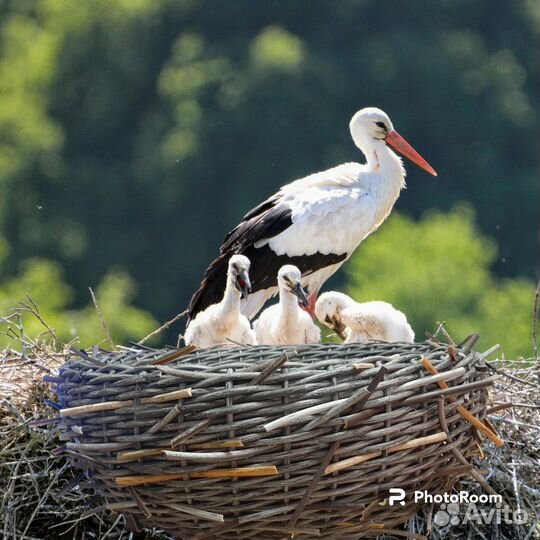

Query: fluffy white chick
315;291;414;344
184;255;256;348
254;265;320;345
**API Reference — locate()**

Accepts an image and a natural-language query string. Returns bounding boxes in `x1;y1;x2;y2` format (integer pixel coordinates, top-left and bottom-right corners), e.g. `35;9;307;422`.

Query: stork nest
33;339;509;540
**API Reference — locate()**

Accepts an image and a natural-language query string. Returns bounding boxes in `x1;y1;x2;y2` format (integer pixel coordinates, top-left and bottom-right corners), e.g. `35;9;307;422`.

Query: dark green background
1;0;538;329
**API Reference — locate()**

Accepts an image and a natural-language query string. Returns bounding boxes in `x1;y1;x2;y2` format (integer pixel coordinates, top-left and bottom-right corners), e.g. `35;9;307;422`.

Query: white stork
187;107;436;322
184;254;257;347
315;292;415;344
253;265;321;345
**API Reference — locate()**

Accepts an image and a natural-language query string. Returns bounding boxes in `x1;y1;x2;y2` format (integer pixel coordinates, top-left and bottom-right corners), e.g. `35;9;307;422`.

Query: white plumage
184;255;256;348
315;291;414;344
253;265;320;345
188;107;436;323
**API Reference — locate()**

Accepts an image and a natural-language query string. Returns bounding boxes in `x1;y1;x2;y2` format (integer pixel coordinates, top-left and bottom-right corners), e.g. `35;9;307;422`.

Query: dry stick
437;396;449;435
533;278;540;361
168;503;224;523
128;487;152;519
70;346;105;367
145;403;182;434
89;287;114;349
399;367;466;392
367;529;427;539
359;498;382;523
450;447;499;497
263;400;347;432
287;441;341;529
304;366;388;431
420;356;504;447
510;408;522;514
486;402;514;415
324;431;448;475
151;345;196;365
18;295;64;348
193;521;240;540
137;309;188;346
479;344;501;360
114;466;278;486
258;526;321;536
287;367;387;528
401;376;498;406
344;405;384;429
484;361;540;389
59;388;192;417
170;418;211;448
351;362;376;370
250;351;292;385
161;448;255;463
458;333;480;354
117;448;164;463
189;440;244;449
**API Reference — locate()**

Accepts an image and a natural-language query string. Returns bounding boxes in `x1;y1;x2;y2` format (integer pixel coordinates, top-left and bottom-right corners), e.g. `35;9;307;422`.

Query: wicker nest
49;340;500;539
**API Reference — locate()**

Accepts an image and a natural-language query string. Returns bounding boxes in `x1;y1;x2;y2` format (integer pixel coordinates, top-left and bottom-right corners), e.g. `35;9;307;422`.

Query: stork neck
220;276;241;319
362;139;406;225
278;287;300;323
368;139;405;184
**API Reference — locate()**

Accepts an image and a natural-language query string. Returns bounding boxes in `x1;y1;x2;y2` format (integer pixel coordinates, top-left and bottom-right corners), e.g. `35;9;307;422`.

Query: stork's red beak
385;130;437;176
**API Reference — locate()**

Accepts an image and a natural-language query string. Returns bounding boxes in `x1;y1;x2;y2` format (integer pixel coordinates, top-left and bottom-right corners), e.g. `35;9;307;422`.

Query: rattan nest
49;340;500;539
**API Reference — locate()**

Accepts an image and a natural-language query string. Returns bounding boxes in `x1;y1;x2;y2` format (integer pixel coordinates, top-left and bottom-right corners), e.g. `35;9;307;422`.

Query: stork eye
375;121;386;129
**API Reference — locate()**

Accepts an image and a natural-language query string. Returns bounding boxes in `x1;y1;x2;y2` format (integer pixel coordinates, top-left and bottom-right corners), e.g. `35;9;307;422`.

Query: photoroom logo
387;488;529;526
388;488;406;506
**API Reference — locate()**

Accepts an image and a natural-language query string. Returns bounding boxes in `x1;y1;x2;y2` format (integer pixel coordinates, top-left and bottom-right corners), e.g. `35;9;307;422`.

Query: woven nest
50;340;499;539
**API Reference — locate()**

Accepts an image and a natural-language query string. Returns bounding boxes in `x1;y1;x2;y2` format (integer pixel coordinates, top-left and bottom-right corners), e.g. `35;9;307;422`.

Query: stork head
315;291;353;335
349;107;437;176
278;265;309;308
229;254;251;298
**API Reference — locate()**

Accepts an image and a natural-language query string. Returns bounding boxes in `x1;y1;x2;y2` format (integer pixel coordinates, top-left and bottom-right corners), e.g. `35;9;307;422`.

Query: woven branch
49;340;496;539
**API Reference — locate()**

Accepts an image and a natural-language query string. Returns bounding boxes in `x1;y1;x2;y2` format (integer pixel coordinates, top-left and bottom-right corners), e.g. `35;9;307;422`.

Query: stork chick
184;255;257;348
254;265;321;345
315;292;414;344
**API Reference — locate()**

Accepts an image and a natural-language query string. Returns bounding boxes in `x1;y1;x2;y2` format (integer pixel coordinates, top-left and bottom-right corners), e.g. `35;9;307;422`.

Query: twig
138;310;188;345
89;287;114;349
17;295;63;348
485;361;540;389
510;408;522;514
533;278;539;361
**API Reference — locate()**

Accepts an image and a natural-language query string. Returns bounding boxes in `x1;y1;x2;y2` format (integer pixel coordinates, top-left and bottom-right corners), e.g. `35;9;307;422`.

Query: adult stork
187;107;436;322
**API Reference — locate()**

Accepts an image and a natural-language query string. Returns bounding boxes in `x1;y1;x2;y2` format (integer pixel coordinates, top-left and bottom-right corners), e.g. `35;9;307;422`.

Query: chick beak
236;271;251;299
332;317;347;340
291;281;309;309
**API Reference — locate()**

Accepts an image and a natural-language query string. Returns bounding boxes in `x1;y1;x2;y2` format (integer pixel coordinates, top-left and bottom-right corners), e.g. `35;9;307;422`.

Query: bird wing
187;164;379;322
187;195;294;322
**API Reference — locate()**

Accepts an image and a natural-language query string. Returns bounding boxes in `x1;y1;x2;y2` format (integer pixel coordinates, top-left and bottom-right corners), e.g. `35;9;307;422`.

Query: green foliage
0;259;157;349
250;26;306;72
68;269;158;347
0;0;536;350
346;207;536;358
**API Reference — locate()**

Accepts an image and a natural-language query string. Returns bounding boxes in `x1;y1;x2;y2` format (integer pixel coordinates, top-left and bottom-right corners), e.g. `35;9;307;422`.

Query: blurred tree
0;257;157;349
346;206;537;358
0;0;536;348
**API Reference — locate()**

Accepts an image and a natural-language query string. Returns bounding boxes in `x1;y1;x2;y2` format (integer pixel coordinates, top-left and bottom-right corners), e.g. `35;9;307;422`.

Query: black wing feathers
188;195;292;322
221;196;291;253
187;192;348;322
